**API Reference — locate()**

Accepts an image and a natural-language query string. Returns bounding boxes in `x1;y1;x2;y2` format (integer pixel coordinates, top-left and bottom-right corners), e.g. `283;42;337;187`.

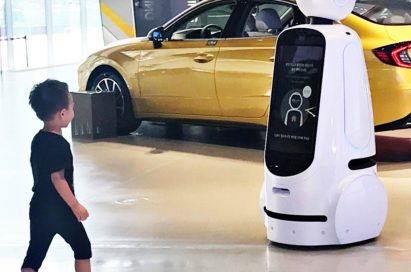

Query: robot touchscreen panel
266;29;325;176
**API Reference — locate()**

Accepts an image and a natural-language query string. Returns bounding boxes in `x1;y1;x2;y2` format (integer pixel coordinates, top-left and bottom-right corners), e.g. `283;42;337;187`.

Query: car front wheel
90;71;141;135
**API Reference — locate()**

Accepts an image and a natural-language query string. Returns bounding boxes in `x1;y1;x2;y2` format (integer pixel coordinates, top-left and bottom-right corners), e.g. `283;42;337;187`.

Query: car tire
90;71;141;135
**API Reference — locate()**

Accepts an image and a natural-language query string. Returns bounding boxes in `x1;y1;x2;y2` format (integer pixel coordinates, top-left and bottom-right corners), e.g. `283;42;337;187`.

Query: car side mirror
148;26;164;49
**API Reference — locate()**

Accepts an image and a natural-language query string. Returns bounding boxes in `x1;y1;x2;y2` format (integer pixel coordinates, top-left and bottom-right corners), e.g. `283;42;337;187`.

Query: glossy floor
0;66;410;271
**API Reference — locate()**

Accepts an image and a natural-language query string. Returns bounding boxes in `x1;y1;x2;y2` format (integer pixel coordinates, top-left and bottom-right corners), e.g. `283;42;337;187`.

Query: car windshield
353;0;411;25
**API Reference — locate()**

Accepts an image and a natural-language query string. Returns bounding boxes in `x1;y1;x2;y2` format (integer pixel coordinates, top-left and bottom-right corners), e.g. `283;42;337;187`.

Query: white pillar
45;0;53;65
80;0;88;58
4;0;14;70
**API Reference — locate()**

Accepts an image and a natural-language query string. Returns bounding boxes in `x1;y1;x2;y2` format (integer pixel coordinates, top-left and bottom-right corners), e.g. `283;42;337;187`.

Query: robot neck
309;17;334;25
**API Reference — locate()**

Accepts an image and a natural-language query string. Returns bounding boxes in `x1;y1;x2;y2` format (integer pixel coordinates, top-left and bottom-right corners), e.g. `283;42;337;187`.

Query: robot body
261;21;387;246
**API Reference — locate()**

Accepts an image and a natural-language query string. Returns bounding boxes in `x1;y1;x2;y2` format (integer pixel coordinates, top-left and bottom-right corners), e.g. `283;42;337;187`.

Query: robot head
296;0;356;21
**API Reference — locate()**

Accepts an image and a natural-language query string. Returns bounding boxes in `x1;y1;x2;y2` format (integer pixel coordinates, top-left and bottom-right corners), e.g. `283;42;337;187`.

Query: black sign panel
133;0;188;36
265;28;326;176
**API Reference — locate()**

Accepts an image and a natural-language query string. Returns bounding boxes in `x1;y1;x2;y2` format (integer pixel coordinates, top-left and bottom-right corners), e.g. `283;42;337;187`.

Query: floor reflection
132;121;265;150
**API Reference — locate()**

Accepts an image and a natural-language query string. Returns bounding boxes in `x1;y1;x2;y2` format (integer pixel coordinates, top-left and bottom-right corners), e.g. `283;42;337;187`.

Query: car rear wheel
90;71;141;135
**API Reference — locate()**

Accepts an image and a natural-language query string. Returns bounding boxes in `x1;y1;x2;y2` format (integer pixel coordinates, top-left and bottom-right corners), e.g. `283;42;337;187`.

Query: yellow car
78;0;411;134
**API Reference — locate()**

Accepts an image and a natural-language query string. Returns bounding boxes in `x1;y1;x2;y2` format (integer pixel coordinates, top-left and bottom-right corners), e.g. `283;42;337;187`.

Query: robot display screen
266;29;325;176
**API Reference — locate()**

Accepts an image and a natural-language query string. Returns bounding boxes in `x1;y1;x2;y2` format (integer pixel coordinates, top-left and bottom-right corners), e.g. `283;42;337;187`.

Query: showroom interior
1;0;411;271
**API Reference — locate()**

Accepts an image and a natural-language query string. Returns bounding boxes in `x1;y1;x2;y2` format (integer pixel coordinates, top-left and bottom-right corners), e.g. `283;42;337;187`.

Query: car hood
106;36;148;47
91;36;149;56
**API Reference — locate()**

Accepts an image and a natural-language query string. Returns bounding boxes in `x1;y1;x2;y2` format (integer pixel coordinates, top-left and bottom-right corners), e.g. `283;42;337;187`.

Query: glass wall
12;0;47;69
0;0;103;71
86;0;104;54
52;0;81;65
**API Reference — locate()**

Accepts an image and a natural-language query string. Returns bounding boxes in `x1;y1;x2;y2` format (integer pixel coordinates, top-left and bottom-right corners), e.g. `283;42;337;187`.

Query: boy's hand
70;202;89;221
51;170;90;222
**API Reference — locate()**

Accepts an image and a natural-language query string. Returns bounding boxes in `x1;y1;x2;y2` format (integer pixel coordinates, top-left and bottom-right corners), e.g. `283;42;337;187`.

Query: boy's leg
58;218;92;271
75;259;91;272
21;219;55;271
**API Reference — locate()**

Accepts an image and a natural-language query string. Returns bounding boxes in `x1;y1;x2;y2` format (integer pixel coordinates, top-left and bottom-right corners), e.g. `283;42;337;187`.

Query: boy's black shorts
22;208;92;271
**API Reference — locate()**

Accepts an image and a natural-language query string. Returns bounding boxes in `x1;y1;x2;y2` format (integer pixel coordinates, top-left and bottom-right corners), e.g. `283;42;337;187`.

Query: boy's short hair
29;79;69;121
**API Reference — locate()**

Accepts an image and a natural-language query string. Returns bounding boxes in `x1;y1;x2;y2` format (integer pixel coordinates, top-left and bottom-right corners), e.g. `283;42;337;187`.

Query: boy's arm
51;170;89;221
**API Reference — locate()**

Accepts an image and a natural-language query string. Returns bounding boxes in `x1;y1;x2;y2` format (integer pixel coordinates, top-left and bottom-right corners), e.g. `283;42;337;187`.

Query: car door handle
269;56;275;62
194;54;215;63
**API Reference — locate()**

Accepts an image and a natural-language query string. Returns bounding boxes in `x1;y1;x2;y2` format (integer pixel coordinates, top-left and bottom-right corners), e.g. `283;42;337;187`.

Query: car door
137;1;236;116
215;1;303;118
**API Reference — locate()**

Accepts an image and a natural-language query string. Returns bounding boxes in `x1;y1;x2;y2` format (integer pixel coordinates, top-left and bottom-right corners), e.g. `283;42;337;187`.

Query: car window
242;3;294;37
353;0;411;25
170;3;236;40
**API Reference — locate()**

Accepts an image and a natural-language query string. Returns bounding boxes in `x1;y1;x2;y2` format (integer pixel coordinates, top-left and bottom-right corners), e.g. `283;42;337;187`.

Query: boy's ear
59;108;66;118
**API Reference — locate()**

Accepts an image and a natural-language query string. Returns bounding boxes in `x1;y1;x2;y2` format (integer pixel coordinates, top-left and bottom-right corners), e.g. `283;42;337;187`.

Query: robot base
264;172;387;246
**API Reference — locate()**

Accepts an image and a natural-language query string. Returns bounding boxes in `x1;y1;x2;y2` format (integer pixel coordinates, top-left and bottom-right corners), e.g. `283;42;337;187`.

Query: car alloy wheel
90;71;141;135
94;77;126;118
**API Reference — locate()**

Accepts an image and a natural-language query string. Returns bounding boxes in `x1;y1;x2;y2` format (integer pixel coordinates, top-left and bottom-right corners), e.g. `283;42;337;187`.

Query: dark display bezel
265;28;326;177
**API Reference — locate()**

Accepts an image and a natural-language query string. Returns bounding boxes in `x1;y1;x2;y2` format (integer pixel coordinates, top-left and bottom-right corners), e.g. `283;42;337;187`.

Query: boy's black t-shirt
30;130;74;215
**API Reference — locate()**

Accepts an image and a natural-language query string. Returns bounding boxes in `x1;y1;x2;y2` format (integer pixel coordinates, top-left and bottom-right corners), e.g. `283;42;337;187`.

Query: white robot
260;0;388;246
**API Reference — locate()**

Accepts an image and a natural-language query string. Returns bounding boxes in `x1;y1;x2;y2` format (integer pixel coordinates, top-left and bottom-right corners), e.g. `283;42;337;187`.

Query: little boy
21;79;92;272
